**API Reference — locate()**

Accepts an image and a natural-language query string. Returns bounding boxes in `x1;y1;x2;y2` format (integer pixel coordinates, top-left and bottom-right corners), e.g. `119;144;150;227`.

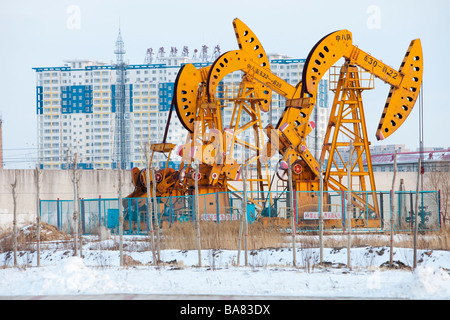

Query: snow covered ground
1;236;449;299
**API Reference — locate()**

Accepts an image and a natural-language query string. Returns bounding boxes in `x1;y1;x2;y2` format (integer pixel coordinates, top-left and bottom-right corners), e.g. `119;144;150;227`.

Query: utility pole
413;157;421;269
414;81;424;269
390;151;398;268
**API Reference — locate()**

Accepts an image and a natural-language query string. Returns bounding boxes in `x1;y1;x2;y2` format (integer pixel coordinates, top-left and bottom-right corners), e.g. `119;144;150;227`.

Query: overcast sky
0;0;449;168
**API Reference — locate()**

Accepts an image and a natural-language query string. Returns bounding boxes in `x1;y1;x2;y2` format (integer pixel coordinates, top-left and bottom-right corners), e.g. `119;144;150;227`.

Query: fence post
79;198;84;257
127;199;132;235
169;195;174;226
98;195;102;228
136;197;140;235
57;198;60;230
215;191;220;223
244;167;248;267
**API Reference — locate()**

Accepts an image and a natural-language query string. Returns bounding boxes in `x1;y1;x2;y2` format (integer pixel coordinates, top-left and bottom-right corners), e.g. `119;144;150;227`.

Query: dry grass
297;225;450;251
160;221;284;250
0;223;72;253
1;222;449;253
160;222;450;251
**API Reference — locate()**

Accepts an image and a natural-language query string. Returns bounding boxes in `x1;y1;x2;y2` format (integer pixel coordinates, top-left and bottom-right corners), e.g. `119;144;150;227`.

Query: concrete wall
0;169;424;229
0;169;132;229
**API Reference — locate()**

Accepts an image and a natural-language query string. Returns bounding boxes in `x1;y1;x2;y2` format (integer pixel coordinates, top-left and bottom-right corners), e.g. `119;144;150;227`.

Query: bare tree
288;155;296;267
11;172;18;267
35;166;41;267
151;167;161;265
347;142;353;270
72;153;80;256
425;171;450;227
144;143;157;266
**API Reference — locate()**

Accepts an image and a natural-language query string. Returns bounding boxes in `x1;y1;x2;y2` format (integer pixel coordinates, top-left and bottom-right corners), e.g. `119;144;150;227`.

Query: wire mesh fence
395;191;441;232
39;190;441;235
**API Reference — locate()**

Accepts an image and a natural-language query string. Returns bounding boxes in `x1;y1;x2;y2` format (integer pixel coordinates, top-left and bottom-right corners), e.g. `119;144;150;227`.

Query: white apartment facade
34;57;188;170
34;54;329;170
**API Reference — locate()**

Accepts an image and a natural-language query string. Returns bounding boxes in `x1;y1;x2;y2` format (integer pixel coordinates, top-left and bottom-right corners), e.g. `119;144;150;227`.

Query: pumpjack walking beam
301;30;423;141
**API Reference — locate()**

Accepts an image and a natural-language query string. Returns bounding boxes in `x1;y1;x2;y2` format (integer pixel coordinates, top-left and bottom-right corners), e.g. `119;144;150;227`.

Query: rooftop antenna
114;21;126;64
112;21;129;170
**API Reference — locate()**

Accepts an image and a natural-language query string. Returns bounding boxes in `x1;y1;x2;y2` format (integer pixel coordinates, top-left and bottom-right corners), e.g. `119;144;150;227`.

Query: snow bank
0;247;449;299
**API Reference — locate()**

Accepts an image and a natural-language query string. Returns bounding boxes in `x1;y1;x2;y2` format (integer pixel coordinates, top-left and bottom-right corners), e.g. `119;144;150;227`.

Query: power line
3;147;39;151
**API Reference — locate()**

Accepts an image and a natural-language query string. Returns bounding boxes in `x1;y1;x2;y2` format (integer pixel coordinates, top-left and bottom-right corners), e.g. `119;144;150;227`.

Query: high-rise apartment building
34;32;329;170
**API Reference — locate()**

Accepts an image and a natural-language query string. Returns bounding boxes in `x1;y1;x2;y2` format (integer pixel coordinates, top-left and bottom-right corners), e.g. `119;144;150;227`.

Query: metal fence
39;190;441;235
